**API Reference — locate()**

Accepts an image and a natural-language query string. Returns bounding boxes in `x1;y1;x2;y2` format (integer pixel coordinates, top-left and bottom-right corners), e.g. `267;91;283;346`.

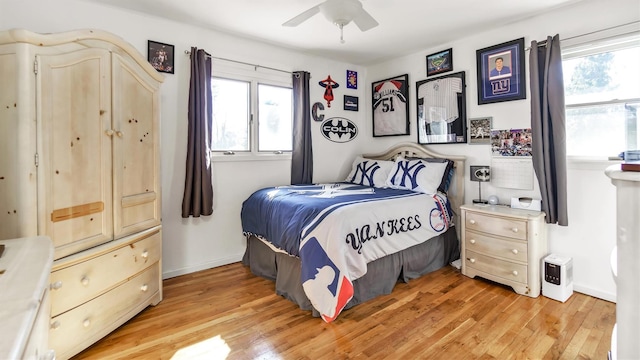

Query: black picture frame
476;38;525;105
148;40;174;74
426;48;453;77
344;95;359;111
371;74;410;137
469;116;492;145
416;71;467;145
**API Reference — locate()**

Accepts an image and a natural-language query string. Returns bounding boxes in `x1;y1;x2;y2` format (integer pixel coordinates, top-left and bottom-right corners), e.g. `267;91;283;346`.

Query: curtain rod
184;50;292;75
526;20;640;50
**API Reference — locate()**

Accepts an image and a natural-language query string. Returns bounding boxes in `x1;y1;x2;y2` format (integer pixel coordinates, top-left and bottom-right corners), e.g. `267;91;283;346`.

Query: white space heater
542;254;574;302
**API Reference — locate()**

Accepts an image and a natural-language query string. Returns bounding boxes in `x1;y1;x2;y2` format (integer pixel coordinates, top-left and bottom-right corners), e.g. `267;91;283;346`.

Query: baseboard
162;253;244;279
573;283;616;303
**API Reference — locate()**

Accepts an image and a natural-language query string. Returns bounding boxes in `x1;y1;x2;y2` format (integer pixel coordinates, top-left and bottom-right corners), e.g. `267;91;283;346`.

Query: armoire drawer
465;212;527;240
465;250;528;284
464;231;528;263
50;230;161;317
49;263;160;359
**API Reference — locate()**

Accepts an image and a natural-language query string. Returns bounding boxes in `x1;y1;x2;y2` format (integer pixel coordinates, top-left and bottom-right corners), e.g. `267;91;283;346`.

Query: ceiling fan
283;0;379;43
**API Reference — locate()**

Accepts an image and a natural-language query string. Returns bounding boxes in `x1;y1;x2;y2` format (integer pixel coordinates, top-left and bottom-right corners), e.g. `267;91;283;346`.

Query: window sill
567;156;622;170
211;152;292;163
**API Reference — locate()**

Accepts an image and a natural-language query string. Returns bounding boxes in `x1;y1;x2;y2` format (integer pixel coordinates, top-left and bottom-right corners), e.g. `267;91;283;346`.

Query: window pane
258;84;292;152
211;78;249;151
566;104;638;156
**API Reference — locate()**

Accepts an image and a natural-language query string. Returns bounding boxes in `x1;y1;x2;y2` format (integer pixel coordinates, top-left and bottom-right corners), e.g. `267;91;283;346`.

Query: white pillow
345;156;394;187
386;157;449;194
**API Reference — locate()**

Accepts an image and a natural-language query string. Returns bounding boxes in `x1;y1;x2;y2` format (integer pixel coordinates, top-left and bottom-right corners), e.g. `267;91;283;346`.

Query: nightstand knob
83;318;91;328
470;239;476;244
511;227;519;233
511;249;518;255
50;281;63;290
468;258;476;264
141;250;149;259
81;276;90;286
469;219;476;225
512;270;519;276
141;284;148;292
50;321;60;330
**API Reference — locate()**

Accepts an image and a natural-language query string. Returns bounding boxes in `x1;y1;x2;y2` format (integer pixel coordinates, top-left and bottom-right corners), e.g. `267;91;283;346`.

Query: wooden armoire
0;29;163;359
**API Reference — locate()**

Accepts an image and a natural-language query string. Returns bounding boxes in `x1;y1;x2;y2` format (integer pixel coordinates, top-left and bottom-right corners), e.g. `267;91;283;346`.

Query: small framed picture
426;48;453;77
476;38;526;105
469;117;492;144
346;70;358;89
371;74;410;137
148;40;174;74
344;95;359;111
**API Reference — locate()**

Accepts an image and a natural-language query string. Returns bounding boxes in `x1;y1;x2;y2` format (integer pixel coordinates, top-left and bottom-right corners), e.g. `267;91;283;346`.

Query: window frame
210;61;293;161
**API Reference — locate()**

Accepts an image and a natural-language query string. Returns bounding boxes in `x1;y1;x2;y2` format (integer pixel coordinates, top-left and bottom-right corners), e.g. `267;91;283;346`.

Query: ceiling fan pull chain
340;23;345;44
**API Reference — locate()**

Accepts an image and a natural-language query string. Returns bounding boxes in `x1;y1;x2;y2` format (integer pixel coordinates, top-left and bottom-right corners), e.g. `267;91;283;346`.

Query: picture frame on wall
476;38;526;105
426;48;453;77
469;117;492;144
371;74;410;137
344;95;359;111
148;40;175;74
416;71;467;145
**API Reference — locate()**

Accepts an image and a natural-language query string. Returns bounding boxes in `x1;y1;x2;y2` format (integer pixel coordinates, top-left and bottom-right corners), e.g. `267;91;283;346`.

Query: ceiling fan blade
282;5;321;27
353;8;378;31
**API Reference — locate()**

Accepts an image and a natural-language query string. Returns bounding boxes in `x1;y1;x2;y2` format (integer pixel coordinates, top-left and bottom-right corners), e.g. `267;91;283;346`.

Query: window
562;32;640;157
211;63;292;156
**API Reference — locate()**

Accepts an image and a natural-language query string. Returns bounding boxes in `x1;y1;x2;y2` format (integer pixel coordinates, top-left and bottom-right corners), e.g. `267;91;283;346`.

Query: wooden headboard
362;142;466;234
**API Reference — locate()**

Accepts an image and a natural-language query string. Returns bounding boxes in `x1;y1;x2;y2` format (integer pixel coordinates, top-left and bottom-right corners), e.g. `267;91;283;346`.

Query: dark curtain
182;47;214;218
529;34;568;225
291;71;313;184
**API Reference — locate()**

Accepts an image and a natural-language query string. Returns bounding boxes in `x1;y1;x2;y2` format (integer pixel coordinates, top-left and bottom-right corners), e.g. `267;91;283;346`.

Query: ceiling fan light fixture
319;0;362;27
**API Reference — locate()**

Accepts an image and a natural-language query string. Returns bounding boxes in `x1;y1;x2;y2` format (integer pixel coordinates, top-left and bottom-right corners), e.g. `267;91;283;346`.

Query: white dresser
461;204;547;297
605;165;640;360
0;236;55;360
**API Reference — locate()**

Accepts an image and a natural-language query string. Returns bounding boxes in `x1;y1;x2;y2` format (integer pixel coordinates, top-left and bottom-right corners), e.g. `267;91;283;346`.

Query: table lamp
470;165;490;204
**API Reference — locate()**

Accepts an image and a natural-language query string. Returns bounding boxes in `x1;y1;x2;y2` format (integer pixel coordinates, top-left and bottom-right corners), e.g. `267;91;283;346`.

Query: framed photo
426;48;453;77
148;40;174;74
416;71;467;145
346;70;358;89
476;38;526;105
469;117;492;144
344;95;358;111
372;74;410;137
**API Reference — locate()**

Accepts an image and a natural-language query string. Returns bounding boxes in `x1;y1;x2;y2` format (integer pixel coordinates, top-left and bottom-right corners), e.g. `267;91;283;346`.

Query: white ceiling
81;0;582;65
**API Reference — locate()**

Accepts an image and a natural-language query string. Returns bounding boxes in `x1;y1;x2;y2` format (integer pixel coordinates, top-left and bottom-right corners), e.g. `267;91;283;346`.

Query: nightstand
460;204;547;297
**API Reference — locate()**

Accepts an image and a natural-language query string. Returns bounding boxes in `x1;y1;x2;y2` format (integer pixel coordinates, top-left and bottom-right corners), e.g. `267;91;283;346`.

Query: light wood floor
73;263;615;360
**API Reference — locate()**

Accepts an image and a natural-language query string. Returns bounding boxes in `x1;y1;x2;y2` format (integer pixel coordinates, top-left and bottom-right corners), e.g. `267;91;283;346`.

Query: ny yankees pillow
345;156;394;187
386;157;449;194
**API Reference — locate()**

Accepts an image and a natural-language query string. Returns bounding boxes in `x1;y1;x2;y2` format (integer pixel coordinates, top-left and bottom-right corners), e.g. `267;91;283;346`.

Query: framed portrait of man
476;38;525;105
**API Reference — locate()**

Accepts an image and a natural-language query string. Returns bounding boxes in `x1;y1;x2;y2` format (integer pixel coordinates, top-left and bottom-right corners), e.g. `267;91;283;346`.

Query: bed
241;142;466;322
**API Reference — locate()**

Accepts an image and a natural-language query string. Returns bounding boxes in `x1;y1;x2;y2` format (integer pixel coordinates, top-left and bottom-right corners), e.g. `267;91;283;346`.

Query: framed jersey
416;71;468;145
371;74;410;137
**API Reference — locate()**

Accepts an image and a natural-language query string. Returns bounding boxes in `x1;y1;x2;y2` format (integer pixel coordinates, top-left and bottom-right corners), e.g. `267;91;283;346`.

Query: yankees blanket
241;183;452;322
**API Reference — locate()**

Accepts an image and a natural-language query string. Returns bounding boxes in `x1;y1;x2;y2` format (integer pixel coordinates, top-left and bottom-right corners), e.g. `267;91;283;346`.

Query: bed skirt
242;227;460;318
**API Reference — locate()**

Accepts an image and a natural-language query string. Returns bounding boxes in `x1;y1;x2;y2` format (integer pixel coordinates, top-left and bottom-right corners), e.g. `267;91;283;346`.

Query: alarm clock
487;195;499;205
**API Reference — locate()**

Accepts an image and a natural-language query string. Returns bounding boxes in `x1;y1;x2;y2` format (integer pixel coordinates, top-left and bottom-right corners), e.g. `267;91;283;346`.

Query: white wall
1;0;366;278
3;0;638;301
366;0;640;302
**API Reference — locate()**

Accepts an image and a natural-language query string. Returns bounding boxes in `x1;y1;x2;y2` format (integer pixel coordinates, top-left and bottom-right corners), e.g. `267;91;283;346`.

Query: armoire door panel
111;54;161;238
38;48;113;259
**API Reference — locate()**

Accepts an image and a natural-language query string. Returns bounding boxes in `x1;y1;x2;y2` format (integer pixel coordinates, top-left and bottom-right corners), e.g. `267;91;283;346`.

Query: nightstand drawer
465;250;528;283
465;231;527;262
465;212;527;240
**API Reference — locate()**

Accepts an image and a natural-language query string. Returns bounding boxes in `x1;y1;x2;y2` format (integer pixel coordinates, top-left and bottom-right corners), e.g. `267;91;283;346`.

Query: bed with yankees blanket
241;142;466;322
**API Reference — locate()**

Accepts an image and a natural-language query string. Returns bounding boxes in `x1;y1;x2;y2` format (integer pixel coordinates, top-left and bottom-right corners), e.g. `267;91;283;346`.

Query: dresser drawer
465;212;527;240
465;250;528;283
49;263;160;358
50;231;161;317
465;231;528;262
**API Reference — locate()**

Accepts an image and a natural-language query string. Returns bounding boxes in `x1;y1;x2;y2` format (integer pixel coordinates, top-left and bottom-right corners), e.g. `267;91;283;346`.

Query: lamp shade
470;165;491;182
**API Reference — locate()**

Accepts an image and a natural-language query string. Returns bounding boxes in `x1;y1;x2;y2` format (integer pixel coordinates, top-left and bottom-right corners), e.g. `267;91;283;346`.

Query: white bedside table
460;204;547;297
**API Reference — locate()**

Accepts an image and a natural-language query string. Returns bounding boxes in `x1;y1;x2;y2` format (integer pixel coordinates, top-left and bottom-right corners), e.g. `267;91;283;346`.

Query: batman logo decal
321;117;358;143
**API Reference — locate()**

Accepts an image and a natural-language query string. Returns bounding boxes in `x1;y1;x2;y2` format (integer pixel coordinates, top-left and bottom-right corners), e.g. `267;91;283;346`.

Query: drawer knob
83;319;91;328
50;320;60;330
512;249;519;255
469;219;476;225
470;239;476;244
50;281;63;290
511;227;519;233
141;250;149;259
105;129;114;136
141;284;148;292
468;258;476;264
81;276;90;286
116;130;124;138
512;270;519;276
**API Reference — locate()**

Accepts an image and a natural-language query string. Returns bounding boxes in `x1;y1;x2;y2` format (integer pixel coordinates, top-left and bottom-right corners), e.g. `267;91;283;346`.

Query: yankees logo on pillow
345;156;394;187
386;157;449;194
